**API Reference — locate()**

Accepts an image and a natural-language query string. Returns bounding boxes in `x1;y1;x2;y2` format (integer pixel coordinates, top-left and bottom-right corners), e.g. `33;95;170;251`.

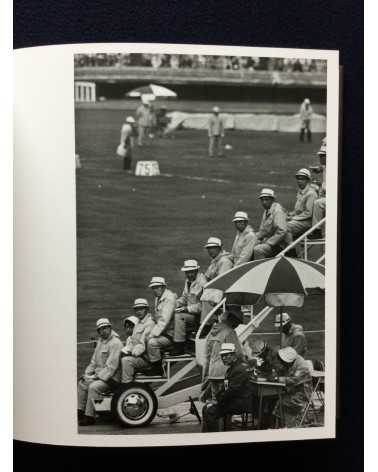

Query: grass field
75;104;325;377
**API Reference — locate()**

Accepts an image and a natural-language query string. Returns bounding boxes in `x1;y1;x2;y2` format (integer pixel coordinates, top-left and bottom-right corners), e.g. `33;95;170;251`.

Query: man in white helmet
253;188;288;259
77;318;123;426
299;98;313;142
172;259;207;356
208;106;225;158
230;211;257;265
121;299;156;383
146;277;177;375
274;347;312;427
119;115;136;170
310;137;327;239
286;168;318;245
200;237;233;321
274;312;307;357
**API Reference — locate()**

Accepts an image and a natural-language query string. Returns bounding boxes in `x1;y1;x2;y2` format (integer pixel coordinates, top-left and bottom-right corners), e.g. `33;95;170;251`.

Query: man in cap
207;106;225;158
172;260;207;356
299;98;313;142
146;277;177;375
77;318;123;426
136;97;151;146
310;137;327;239
200;237;233;322
119;115;136;170
202;342;252;432
254;189;288;259
274;346;312;427
231;211;257;265
286;168;318;244
121;299;156;382
274;312;307;357
202;306;245;402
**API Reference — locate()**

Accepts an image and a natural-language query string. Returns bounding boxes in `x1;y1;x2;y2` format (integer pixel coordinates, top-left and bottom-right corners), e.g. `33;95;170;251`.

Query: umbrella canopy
126;84;177;98
205;256;325;306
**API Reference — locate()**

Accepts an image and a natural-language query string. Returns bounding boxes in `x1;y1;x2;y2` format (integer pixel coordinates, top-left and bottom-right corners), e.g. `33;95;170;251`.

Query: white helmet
258;188;276;199
278;347;297;363
219;343;236;355
204;237;222;248
96;317;111;330
148;276;167;288
133;298;149;309
126;116;135;124
232;211;249;222
123;315;139;327
295;168;311;180
181;259;200;272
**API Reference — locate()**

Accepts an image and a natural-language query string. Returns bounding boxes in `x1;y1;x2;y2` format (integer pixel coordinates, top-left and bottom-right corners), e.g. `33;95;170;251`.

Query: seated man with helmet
273;346;312;428
309;136;327;239
253;188;288;259
230;211;257;265
121;298;156;383
172;259;207;356
77;317;123;426
145;276;177;376
202;342;253;432
274;312;307;358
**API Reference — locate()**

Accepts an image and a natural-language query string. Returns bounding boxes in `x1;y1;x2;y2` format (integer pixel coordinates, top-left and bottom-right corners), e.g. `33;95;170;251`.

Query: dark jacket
216;359;252;414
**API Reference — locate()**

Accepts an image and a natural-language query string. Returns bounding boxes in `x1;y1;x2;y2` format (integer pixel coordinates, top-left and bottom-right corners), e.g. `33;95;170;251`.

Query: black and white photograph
74;46;335;441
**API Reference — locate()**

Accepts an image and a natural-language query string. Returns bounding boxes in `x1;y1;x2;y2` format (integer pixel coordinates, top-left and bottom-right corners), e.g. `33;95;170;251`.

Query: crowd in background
74;53;327;73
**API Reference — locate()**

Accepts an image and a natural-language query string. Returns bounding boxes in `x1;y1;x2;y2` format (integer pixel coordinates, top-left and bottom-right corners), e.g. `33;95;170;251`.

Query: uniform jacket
136;105;151;127
231;225;257;265
256;202;288;248
85;330;123;383
299;103;313;123
120;123;134;149
203;322;244;381
124;314;155;357
150;288;177;338
283;323;308;357
208;115;225;137
281;353;312;412
216;359;253;413
176;272;207;315
201;250;233;304
290;184;317;222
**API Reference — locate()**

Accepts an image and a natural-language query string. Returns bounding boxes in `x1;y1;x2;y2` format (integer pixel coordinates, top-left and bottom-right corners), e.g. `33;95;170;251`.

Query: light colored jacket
150;288;177;338
124;314;155;357
299;103;313;122
201;250;233;304
290;184;317;222
282;354;312;410
208;115;225;137
136;104;150;127
282;323;308;357
120;123;134;148
203;322;244;380
85;330;123;382
256;202;288;248
176;272;207;315
231;225;257;265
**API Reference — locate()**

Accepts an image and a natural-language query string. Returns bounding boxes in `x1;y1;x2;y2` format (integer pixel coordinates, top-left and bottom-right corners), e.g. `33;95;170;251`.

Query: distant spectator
299;98;313;142
207;106;225;158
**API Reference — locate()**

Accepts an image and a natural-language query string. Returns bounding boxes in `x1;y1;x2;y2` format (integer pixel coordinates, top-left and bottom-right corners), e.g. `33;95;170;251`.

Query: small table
250;378;286;429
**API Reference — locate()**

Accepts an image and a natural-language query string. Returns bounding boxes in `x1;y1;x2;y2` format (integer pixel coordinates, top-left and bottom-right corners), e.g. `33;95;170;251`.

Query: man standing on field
208;106;225;158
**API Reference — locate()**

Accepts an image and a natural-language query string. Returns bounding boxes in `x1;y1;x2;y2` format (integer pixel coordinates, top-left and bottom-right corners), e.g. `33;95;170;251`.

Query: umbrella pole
279;307;283;348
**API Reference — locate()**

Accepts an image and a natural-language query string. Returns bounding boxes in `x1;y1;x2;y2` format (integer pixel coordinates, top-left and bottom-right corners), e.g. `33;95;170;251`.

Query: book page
14;43;339;446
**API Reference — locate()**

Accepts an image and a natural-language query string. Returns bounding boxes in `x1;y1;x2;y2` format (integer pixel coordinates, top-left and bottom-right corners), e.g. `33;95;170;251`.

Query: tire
111;382;158;427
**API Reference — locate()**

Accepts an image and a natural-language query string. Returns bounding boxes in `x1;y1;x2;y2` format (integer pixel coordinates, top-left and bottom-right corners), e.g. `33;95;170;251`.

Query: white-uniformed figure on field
208;106;225;158
77;318;123;426
172;259;207;356
120;299;156;383
200;237;233;321
310;137;327;239
136;96;151;146
230;211;257;265
253;189;288;259
119;116;136;170
286;168;318;243
146;277;177;375
299;98;313;142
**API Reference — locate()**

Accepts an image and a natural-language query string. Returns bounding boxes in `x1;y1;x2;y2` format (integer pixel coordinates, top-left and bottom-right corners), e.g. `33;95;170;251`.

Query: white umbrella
126;84;177;98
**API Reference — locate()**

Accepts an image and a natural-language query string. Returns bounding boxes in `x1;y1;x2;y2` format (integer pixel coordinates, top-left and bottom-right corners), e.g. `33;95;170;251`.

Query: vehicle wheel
111;382;158;427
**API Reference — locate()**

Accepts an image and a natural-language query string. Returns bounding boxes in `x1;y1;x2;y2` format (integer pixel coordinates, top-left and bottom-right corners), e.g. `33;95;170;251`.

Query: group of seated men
77;139;326;427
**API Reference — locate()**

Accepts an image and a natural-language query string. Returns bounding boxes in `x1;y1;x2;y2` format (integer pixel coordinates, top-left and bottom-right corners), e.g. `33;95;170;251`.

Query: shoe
79;415;96;426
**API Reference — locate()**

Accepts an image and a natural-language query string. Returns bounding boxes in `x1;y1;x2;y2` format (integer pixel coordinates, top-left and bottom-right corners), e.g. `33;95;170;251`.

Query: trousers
254;243;281;259
300;120;312;142
201;402;223;432
208;135;223;157
121;356;150;383
77;378;112;417
312;197;326;234
173;312;198;342
137;125;146;146
287;219;312;240
146;336;172;362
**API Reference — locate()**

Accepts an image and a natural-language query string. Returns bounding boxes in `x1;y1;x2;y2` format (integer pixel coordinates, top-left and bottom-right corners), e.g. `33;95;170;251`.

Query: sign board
135;160;160;176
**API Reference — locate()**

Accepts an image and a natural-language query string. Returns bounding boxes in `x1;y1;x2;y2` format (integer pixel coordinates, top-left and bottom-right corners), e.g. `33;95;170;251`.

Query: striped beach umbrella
205;256;324;307
126;84;177;98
